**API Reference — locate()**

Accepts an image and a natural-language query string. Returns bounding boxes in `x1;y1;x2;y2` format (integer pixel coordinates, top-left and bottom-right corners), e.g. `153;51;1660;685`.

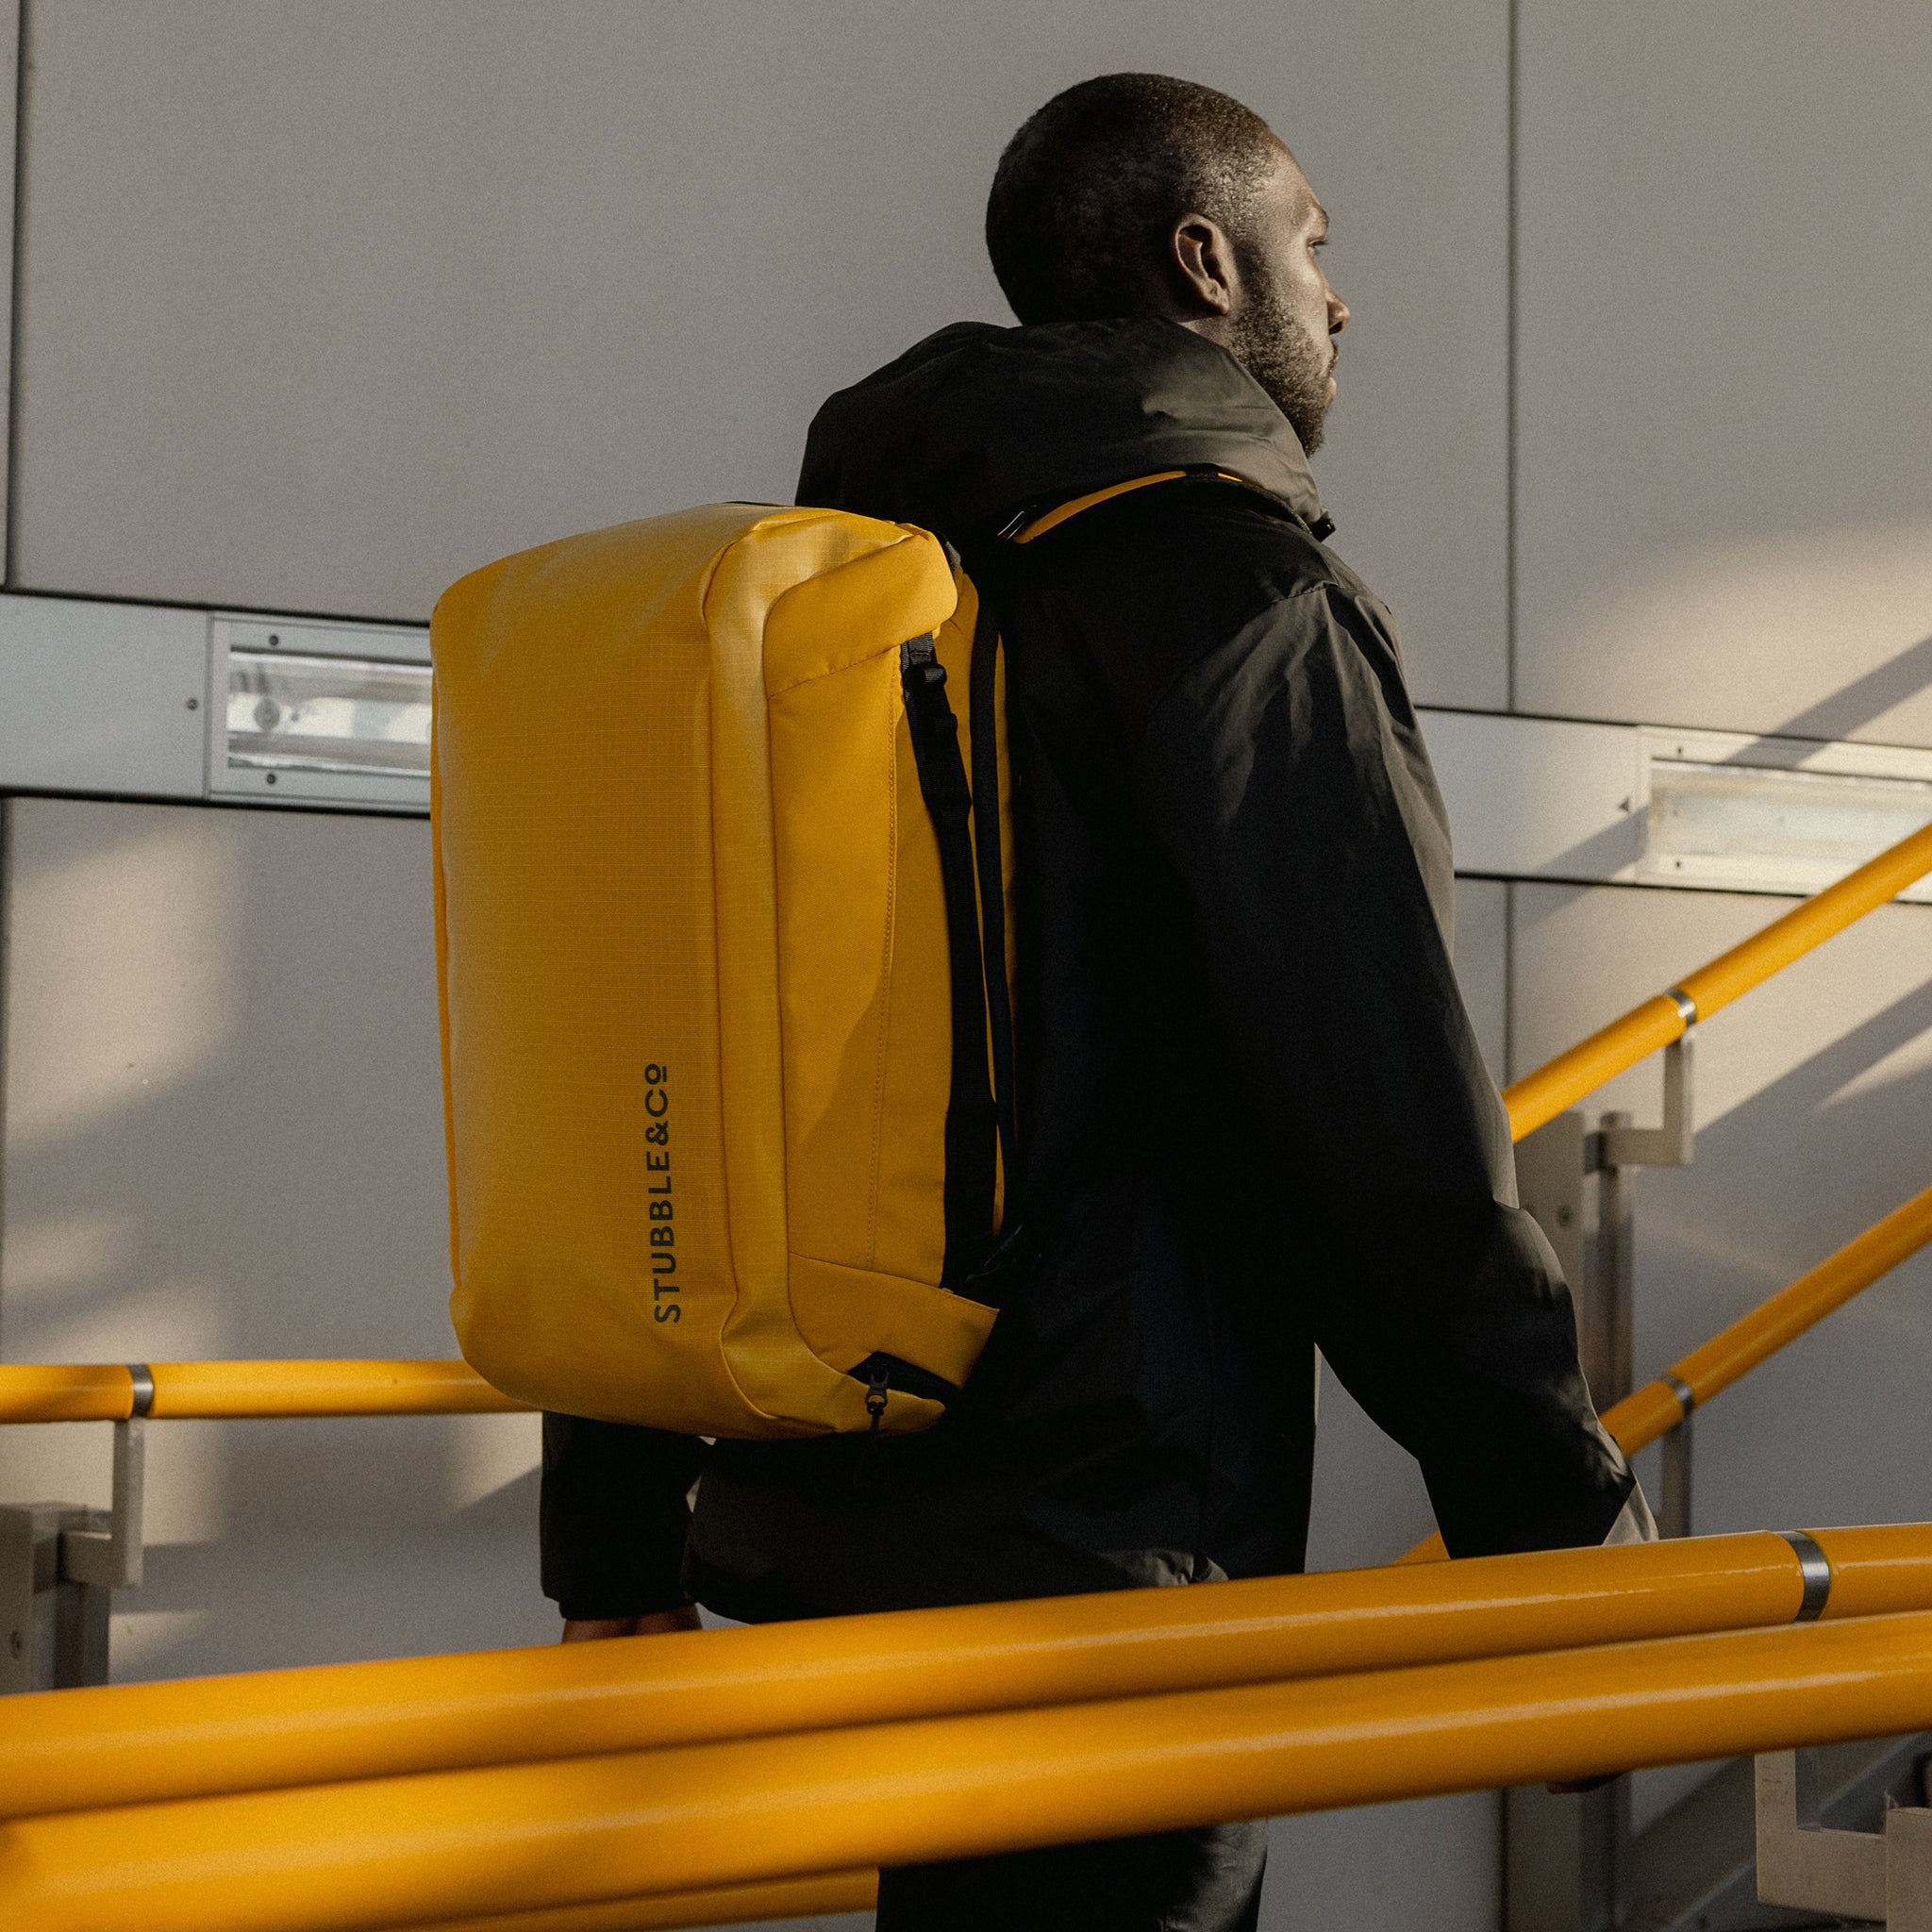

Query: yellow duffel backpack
432;477;1191;1438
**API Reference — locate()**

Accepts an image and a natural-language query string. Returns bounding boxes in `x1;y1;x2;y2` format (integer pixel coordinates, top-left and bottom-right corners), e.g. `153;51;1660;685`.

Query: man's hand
562;1606;703;1641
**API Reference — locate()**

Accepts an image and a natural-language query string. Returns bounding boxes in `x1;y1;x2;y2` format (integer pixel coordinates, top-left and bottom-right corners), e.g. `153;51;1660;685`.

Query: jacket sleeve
539;1413;707;1620
1135;580;1634;1558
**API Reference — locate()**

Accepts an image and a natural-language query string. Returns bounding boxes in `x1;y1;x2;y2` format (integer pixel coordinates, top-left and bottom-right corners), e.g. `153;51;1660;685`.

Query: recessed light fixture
208;619;430;812
1640;729;1932;902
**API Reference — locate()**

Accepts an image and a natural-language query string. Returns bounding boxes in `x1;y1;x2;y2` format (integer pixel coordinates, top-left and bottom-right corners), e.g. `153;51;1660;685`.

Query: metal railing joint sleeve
1778;1531;1832;1623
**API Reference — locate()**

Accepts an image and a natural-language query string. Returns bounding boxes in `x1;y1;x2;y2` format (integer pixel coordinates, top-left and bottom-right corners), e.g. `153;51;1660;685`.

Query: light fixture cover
1643;758;1932;898
225;648;430;778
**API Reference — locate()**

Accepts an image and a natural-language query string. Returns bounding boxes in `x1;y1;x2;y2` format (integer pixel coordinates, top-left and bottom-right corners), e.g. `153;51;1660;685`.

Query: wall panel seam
1505;0;1520;714
4;0;27;589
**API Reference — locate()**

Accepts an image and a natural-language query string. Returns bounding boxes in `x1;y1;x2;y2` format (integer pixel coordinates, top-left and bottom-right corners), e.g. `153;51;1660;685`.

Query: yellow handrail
12;1606;1932;1932
6;1524;1929;1820
0;1358;525;1423
1604;1179;1932;1455
407;1874;880;1932
1505;818;1932;1141
1401;1178;1932;1562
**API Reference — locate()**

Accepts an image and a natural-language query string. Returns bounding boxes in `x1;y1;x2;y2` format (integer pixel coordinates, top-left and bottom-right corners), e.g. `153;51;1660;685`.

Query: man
543;73;1650;1932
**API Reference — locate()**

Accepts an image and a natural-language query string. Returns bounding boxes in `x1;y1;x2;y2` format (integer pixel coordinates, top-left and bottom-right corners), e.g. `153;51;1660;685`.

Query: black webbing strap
967;598;1020;1204
900;632;998;1284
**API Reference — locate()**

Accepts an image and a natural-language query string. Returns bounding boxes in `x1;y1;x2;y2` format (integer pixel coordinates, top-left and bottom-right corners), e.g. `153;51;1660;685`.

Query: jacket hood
795;318;1329;543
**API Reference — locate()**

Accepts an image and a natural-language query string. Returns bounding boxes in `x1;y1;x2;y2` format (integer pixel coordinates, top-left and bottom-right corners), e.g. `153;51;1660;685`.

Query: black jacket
541;319;1633;1623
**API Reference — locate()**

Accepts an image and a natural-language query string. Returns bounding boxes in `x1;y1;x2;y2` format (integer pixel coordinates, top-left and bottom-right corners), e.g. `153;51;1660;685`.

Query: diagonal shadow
1693;974;1932;1158
1626;977;1932;1375
1524;636;1932;883
1517;812;1647;888
1723;632;1932;758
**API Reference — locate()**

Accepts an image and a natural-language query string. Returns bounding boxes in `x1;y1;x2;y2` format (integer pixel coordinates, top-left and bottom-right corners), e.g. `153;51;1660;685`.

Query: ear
1168;212;1239;319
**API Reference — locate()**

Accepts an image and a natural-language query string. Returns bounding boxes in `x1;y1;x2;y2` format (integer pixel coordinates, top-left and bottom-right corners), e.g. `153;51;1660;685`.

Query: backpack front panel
435;506;759;1431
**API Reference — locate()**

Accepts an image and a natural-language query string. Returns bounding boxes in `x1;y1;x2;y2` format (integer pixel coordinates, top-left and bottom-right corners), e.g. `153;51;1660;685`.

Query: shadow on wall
1524;631;1932;887
1731;630;1932;751
0;796;555;1674
1653;970;1932;1307
109;1469;545;1682
1531;520;1932;750
1621;928;1932;1538
1509;858;1932;1537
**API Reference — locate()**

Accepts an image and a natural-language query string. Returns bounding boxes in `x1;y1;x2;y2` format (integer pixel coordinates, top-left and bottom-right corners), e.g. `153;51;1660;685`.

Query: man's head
986;74;1349;453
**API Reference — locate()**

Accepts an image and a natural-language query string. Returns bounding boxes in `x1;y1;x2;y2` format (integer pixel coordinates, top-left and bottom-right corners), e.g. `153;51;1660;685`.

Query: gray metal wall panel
0;595;204;797
1455;875;1510;1088
1268;1794;1500;1932
0;797;552;1677
10;0;1507;707
1516;5;1932;745
0;1;15;569
1511;881;1932;1538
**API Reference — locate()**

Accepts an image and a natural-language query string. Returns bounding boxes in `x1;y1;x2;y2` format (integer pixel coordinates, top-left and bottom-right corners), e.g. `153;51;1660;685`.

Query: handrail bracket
1756;1747;1932;1925
1593;1030;1696;1172
58;1416;146;1592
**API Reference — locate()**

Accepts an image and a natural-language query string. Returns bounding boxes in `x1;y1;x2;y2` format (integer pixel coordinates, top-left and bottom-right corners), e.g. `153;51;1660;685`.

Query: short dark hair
986;74;1280;325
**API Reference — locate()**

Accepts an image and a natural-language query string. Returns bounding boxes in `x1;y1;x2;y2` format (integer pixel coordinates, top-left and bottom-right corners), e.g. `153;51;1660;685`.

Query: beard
1227;277;1335;456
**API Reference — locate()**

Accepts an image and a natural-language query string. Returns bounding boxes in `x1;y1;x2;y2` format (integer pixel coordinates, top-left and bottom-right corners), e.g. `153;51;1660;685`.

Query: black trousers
686;1464;1274;1931
874;1820;1269;1932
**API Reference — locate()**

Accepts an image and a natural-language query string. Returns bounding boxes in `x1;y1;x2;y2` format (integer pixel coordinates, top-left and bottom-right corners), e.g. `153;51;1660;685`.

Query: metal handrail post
1592;1109;1639;1413
58;1416;146;1592
1508;1060;1696;1932
0;1360;522;1690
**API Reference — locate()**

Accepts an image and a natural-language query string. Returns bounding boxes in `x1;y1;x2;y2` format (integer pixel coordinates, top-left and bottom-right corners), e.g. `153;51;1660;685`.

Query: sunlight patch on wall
0;1211;142;1302
1549;520;1932;741
445;1409;542;1512
1816;1024;1932;1116
5;823;241;1152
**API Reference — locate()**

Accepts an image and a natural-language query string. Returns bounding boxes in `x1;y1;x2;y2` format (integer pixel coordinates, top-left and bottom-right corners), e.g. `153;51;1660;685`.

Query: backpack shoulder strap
899;631;1000;1287
997;466;1252;544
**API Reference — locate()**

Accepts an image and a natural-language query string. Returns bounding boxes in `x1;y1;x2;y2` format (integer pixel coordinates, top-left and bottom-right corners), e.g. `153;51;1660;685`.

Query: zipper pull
865;1361;891;1433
